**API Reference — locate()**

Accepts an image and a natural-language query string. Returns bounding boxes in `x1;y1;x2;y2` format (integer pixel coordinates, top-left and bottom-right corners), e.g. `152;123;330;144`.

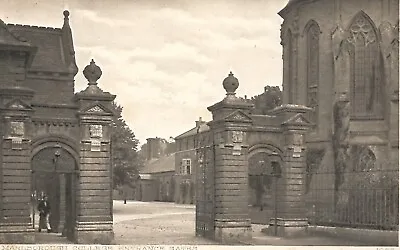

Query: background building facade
280;0;399;229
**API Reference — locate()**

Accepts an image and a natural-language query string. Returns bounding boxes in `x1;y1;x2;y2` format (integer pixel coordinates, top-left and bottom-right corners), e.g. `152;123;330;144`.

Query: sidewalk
245;224;372;246
32;201;392;246
34;232;72;244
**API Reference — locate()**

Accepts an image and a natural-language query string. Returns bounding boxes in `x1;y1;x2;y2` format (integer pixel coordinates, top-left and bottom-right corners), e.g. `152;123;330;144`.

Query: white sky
0;0;287;145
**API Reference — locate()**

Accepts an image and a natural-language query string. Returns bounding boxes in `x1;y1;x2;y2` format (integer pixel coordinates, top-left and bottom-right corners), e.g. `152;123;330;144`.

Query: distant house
174;117;210;204
137;153;175;202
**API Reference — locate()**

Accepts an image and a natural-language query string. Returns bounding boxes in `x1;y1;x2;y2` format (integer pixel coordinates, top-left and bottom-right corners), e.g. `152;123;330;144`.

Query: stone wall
174;149;196;204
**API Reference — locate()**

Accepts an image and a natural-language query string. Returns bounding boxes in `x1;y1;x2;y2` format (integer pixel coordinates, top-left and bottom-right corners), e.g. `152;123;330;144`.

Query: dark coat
37;200;51;216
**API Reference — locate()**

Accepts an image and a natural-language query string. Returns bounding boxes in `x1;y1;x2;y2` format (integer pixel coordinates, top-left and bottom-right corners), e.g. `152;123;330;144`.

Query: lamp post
53;148;61;172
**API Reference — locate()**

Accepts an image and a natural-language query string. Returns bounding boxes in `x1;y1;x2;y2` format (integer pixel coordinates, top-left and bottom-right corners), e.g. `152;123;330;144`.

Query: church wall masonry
278;0;399;233
280;0;399;152
279;0;399;178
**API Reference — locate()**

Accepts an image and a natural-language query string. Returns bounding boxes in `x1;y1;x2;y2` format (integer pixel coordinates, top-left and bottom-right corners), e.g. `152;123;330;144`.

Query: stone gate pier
73;60;116;244
207;72;254;243
267;105;313;237
196;72;313;243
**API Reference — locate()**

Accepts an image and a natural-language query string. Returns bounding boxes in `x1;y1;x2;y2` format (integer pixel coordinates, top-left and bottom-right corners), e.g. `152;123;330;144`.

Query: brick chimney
146;137;162;160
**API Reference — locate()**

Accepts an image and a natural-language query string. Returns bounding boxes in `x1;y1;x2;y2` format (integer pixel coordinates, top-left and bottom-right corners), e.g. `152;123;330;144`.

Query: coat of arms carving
232;113;246;120
89;124;103;138
232;131;244;143
10;121;24;137
293;134;303;145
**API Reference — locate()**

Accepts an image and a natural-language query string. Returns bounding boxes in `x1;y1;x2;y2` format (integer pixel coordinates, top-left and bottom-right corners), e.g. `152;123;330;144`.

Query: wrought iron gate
195;144;215;239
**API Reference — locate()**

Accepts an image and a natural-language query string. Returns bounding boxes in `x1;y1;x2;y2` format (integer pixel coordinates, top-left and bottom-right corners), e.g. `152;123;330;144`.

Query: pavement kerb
308;225;399;246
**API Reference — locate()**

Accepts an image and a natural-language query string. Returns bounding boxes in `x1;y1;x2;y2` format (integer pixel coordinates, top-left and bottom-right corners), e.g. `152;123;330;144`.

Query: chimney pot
196;117;205;127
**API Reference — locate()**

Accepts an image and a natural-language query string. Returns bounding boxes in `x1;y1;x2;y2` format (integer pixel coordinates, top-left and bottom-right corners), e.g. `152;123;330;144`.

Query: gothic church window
305;20;320;125
284;29;294;103
347;12;383;119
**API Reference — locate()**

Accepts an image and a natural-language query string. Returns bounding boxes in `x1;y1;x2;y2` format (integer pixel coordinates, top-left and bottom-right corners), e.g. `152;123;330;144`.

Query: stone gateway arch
0;11;116;244
194;72;313;243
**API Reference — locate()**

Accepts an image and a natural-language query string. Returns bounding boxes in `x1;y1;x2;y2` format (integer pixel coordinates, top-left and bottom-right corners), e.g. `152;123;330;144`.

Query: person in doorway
37;195;51;233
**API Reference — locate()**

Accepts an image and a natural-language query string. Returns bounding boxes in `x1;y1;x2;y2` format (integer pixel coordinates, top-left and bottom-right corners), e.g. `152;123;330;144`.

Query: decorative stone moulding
11;137;23;150
90;139;101;152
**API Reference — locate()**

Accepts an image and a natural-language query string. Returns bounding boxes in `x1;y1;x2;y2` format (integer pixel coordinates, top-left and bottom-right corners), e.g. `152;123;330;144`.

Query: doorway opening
248;151;282;230
31;145;78;243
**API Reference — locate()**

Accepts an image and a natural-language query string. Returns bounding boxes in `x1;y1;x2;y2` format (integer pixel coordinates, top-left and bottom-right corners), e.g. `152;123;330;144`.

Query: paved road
33;200;373;245
113;201;371;246
113;200;215;245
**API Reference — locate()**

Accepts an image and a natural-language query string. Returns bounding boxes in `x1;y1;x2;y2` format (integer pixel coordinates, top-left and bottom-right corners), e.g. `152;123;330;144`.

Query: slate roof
175;123;210;140
6;24;69;72
140;153;176;174
0;20;34;47
2;11;77;74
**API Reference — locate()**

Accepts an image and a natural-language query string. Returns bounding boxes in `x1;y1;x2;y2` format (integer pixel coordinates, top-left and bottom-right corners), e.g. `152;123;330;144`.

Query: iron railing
307;169;399;230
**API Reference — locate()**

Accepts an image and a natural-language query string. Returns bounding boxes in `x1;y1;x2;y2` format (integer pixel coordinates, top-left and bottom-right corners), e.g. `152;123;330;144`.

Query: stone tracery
347;12;383;118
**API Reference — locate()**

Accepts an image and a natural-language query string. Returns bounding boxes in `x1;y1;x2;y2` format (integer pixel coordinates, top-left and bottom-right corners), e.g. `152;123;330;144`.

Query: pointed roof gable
4;99;32;110
224;110;252;123
282;113;313;127
80;102;114;115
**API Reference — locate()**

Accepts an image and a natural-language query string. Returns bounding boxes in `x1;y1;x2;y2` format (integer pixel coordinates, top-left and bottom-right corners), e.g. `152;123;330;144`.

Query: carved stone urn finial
83;59;102;85
222;71;239;95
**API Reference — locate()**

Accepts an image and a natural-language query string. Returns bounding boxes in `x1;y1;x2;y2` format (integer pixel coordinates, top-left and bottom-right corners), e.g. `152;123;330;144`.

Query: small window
181;158;192;175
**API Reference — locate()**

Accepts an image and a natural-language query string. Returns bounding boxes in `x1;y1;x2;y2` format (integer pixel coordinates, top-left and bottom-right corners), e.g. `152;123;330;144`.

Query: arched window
347;12;383;119
284;29;293;103
305;20;320;124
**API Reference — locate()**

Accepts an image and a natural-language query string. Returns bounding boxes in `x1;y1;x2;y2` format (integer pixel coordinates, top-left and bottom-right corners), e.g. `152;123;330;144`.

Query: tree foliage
139;137;176;160
251;86;283;115
111;102;143;188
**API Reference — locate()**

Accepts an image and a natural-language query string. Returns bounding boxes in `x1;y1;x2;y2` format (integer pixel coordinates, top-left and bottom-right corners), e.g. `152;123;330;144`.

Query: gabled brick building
174;117;209;204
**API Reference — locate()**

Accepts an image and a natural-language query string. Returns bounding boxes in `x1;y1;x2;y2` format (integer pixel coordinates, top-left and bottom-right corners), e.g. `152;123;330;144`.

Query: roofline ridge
7;23;61;31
